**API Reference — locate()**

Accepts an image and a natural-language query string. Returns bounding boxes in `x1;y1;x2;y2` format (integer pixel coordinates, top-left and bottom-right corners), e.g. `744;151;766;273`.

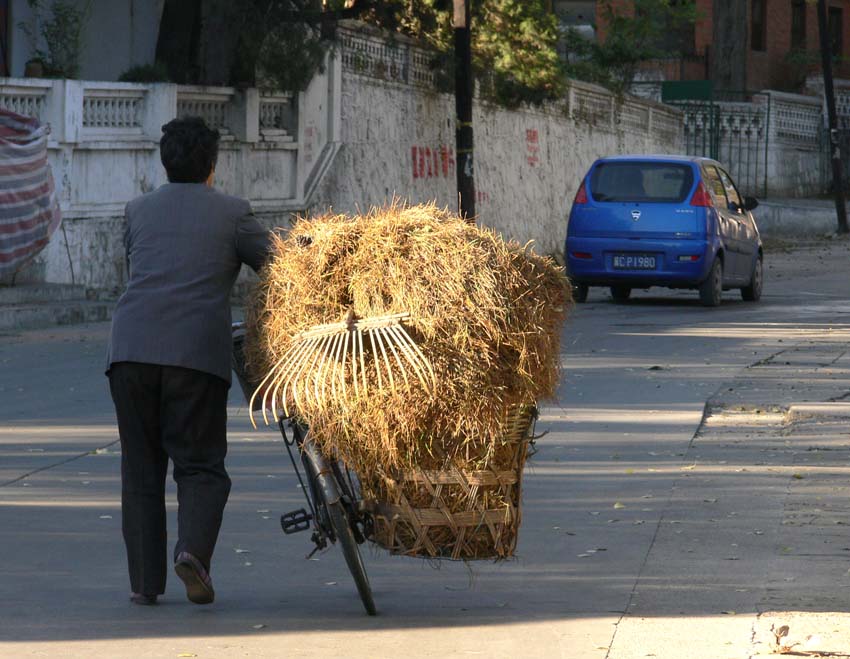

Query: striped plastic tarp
0;107;61;277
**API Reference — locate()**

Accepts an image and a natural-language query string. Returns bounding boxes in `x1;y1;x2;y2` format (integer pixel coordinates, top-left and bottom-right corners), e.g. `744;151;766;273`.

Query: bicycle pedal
280;508;312;534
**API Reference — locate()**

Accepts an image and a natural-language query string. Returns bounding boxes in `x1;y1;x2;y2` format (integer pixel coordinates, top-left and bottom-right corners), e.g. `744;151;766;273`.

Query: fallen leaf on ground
252;624;266;630
613;502;625;509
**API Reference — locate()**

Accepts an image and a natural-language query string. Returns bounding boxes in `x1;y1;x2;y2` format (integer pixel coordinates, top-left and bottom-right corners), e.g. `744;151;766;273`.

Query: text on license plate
612;254;656;269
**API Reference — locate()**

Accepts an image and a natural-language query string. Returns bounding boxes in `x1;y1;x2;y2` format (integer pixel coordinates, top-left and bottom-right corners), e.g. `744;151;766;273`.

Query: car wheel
741;254;763;302
572;283;589;303
610;286;631;302
699;258;723;307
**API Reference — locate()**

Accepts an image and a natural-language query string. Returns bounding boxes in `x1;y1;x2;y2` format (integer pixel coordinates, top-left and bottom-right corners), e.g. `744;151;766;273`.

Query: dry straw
246;202;572;558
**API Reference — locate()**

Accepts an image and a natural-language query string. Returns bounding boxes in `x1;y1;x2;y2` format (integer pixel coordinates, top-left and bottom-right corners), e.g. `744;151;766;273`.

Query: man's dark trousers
109;361;231;596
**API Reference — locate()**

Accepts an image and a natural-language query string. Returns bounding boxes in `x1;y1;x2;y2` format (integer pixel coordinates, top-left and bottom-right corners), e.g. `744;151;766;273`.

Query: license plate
612;254;656;270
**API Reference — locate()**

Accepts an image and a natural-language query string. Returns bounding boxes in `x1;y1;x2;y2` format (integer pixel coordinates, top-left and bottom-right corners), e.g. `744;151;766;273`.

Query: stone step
0;284;88;305
0;300;114;332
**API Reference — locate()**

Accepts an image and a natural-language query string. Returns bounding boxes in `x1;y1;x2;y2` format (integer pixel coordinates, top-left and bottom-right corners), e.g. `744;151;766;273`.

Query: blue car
565;155;763;307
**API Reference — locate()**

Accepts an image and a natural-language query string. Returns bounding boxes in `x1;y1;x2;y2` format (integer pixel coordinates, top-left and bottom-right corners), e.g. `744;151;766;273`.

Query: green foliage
159;0;561;101
563;0;698;93
373;0;564;107
255;20;328;91
474;0;565;106
206;0;330;91
118;62;171;83
20;0;92;79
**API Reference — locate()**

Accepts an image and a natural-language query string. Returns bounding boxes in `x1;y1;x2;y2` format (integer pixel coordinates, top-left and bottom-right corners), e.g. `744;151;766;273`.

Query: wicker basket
362;405;536;560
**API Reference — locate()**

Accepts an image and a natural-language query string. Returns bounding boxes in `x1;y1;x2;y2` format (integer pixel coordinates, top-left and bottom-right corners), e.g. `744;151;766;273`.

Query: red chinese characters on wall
526;128;540;167
411;145;455;179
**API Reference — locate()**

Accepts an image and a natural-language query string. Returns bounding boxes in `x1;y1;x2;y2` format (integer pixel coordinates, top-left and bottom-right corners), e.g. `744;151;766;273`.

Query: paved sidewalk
608;345;850;658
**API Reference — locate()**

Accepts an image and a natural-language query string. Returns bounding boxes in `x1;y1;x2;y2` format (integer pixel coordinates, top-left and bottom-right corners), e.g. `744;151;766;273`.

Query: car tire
610;286;631;302
573;283;589;303
699;258;723;307
741;254;763;302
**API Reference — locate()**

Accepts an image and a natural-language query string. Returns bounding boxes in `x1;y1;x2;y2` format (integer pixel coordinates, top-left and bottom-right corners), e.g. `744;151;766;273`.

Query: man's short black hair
160;117;220;183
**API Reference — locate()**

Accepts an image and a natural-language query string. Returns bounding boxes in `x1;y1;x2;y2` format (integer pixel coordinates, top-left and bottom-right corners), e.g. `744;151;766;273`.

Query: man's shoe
130;592;158;606
174;552;215;605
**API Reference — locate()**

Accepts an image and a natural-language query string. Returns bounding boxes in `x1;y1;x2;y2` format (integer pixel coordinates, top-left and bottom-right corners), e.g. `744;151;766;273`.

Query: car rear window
590;162;694;203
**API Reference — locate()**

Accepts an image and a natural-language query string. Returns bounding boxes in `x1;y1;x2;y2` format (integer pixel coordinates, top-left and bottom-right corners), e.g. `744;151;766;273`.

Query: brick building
591;0;850;92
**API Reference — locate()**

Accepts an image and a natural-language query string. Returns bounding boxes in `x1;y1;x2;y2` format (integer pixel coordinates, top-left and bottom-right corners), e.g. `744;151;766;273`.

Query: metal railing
667;91;772;197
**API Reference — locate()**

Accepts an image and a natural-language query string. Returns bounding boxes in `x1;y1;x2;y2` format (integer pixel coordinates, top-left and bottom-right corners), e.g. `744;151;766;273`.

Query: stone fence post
143;83;178;141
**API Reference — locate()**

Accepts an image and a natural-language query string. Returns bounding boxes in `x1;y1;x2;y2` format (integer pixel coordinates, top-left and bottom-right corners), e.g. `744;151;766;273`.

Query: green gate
662;82;770;198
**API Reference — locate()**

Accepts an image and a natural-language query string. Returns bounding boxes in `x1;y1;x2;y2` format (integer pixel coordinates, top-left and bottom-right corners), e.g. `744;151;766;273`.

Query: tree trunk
154;0;203;84
710;2;747;90
198;1;242;85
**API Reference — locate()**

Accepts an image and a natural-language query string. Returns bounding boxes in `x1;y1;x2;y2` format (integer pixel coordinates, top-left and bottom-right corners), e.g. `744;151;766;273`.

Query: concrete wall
3;27;683;290
8;0;163;80
0;74;327;289
312;73;683;258
756;199;845;237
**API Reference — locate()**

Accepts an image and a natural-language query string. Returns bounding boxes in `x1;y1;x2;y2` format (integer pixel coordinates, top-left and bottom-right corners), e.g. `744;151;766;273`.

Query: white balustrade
338;23;436;88
83;89;144;130
571;86;613;127
618;101;650;133
0;80;51;121
259;92;296;142
771;98;821;144
176;86;236;135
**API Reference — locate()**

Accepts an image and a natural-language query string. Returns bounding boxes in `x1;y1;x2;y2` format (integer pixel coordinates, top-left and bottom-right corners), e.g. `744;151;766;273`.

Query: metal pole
817;0;849;234
453;0;475;223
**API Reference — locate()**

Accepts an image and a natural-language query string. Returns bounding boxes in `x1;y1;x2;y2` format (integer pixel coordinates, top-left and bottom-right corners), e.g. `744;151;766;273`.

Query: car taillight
573;180;588;204
571;252;592;260
690;181;713;207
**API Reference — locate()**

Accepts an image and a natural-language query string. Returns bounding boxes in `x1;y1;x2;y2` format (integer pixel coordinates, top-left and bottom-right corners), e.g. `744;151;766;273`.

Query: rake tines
249;311;435;428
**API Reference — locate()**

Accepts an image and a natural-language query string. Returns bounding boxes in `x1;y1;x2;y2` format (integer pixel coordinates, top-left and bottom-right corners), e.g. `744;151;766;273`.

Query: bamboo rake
249;310;436;428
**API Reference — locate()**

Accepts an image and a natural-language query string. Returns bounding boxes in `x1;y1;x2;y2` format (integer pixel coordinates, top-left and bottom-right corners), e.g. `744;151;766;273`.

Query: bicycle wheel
324;497;377;616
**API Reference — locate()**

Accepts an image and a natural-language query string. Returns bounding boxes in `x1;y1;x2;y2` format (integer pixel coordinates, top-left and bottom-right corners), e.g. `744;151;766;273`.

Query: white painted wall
1;77;308;288
2;35;684;291
311;75;683;258
8;0;163;80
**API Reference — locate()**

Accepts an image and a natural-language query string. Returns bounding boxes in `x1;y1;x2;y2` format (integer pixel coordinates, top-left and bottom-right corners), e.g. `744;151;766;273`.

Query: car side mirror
743;196;759;211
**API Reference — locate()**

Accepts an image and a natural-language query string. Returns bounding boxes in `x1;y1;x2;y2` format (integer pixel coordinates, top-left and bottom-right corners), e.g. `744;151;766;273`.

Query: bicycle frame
278;417;366;551
232;323;376;614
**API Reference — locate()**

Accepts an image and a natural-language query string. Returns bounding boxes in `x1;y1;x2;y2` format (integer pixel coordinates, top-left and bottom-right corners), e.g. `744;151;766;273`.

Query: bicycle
232;323;377;616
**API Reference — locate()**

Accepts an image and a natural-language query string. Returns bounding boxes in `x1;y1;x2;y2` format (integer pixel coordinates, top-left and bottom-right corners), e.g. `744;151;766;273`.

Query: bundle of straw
246;202;570;471
246;203;571;557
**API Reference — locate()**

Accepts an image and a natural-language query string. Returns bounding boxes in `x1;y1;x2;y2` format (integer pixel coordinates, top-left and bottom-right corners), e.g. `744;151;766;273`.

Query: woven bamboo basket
362;405;536;560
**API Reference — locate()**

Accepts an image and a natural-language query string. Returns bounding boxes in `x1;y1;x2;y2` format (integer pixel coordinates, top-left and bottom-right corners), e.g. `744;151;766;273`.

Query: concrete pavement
2;238;850;658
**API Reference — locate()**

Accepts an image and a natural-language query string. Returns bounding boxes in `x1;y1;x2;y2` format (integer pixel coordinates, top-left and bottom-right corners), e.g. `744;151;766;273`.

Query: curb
784;402;850;422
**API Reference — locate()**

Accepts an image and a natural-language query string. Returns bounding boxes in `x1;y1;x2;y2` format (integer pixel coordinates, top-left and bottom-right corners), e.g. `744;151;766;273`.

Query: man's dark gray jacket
107;183;272;385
